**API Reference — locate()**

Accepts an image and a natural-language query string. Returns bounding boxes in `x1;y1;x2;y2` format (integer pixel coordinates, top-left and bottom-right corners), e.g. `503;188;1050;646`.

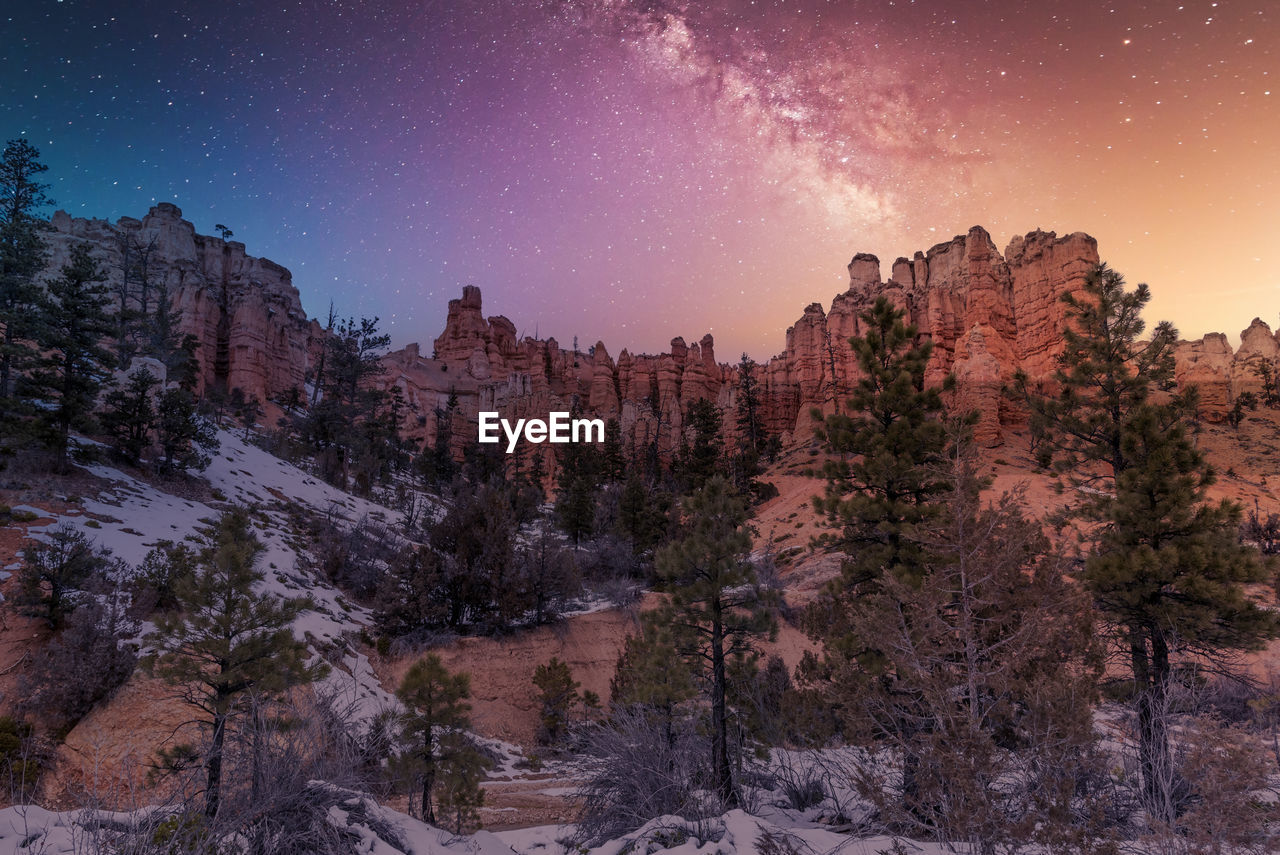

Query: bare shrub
18;594;137;734
309;513;399;601
571;705;714;846
1141;715;1280;855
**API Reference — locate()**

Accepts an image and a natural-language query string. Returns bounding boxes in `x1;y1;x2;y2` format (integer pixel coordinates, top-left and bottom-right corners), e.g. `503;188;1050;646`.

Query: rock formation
39;208;1279;451
44;204;320;405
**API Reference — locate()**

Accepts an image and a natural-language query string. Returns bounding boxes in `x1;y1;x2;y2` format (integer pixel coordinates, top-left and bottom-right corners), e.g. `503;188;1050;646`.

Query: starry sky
3;0;1276;360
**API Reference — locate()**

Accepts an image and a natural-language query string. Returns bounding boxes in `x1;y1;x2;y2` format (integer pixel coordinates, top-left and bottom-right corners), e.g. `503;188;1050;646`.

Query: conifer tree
0;138;52;421
1085;402;1278;821
100;368;159;465
434;734;490;834
1016;262;1179;490
810;296;949;589
555;406;601;544
1024;263;1280;823
833;445;1102;847
156;386;218;473
28;243;114;466
600;417;625;483
675;398;724;493
732;354;777;496
144;508;325;819
610;621;695;750
396;654;475;825
532;657;580;746
616;471;671;555
654;475;776;807
18;524;111;629
804;295;954;815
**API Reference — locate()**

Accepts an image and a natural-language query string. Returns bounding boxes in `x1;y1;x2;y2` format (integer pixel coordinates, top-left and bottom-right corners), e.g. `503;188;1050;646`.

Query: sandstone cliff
385;227;1114;451
42;209;1278;450
45;204;320;405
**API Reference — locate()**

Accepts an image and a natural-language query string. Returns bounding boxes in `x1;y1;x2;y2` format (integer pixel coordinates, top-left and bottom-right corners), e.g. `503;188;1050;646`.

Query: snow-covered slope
29;429;420;722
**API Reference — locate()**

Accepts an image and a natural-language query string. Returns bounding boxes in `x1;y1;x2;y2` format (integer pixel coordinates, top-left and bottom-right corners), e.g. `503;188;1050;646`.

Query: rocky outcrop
45;204;318;405
754;227;1101;445
41;207;1273;449
1174;318;1280;419
383;225;1280;454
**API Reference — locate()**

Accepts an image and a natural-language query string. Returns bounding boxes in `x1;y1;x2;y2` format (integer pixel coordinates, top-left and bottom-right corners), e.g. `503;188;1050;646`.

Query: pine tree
832;445;1102;848
555;407;601;544
1015;262;1179;491
675;397;723;493
143;508;325;818
600;417;625;483
1024;263;1280;823
0;138;52;423
435;732;490;834
532;657;580;746
803;295;954;816
397;654;475;825
616;472;671;555
100;367;159;465
654;475;776;807
731;354;778;497
610;621;696;750
28;243;114;466
18;525;112;629
156;386;218;473
144;277;199;389
1085;402;1278;822
810;296;950;589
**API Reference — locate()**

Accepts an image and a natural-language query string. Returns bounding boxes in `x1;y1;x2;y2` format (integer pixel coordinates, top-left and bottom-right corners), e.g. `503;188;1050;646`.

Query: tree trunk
206;710;227;818
1132;625;1175;825
710;600;737;808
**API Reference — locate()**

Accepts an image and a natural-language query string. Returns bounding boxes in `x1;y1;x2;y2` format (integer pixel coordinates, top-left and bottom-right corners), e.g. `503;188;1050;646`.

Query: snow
24;429;436;727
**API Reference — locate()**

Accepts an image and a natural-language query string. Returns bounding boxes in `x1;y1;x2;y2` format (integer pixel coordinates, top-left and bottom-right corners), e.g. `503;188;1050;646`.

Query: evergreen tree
731;354;780;499
1024;263;1280;823
828;446;1102;848
108;229;159;369
100;367;159;465
18;525;112;629
0;138;52;422
616;472;671;556
810;295;950;589
1015;262;1179;490
156;386;218;473
304;315;391;490
420;388;459;488
610;621;696;750
27;243;114;466
1256;359;1280;408
396;654;476;825
803;296;954;816
513;527;577;625
532;657;580;746
1085;402;1279;822
555;406;601;544
229;386;263;441
674;398;723;493
600;417;625;483
434;733;490;834
654;475;776;807
145;277;199;390
143;508;325;818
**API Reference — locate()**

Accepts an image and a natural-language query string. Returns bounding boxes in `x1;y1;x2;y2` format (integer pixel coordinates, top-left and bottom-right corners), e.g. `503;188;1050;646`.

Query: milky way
2;0;1276;358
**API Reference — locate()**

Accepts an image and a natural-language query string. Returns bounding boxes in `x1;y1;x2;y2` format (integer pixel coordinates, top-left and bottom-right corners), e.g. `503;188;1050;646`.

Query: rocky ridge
44;209;1280;451
46;204;321;405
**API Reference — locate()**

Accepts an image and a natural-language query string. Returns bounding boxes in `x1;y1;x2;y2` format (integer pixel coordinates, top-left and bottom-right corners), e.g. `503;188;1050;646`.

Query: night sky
3;0;1276;360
